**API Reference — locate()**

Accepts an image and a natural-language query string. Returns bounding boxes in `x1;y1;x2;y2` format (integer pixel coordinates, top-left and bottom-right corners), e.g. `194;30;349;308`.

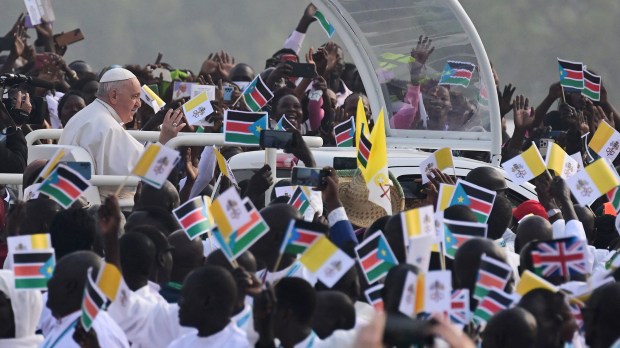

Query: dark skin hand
254;283;277;347
73;322;101;348
506;95;534;158
244;165;274;208
315;166;342;214
284;129;316;167
497;84;516;117
409;35;435;84
585;99;614;134
265;62;293;90
98;195;122;269
549;176;578;221
233;267;263;298
295;3;318;33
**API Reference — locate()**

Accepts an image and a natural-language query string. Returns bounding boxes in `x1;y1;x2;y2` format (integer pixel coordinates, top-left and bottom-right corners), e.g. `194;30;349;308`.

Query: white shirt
40;311;129;348
257;261;317;285
291;331;325;348
232;304;258;345
59;98;143;176
135;281;168;305
167;321;249;348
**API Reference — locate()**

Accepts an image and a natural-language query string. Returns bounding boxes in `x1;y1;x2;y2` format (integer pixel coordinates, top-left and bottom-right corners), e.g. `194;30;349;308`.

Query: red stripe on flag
469;198;493;215
453;70;472;79
179;210;206;229
479;273;505;289
296;231;319;245
13;265;42;277
360;143;370;157
585;80;601;92
361;251;381;270
565;70;583;80
55;177;82;199
226;121;252;133
84;295;99;318
481;299;504;314
336;132;351;143
250;90;267;107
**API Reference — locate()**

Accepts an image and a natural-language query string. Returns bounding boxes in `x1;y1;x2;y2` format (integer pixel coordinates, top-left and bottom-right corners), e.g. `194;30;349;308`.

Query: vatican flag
364;109;392;215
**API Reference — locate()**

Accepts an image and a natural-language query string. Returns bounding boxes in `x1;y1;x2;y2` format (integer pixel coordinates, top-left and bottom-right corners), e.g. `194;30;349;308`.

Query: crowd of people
1;3;620;348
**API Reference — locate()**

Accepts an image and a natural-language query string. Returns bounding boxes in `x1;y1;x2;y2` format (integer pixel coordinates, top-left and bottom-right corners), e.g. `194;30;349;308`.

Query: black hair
186;266;238;318
444;205;477;222
119;232;156;278
127;224;172;254
275;277;316;325
57;90;85;116
487;195;513;240
50;208;96;260
125;208;181;237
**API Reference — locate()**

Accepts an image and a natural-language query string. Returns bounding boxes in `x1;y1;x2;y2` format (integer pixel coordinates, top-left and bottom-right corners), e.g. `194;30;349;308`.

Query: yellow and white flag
141;85;165;113
436;183;455;212
420;270;452;313
299;235;355;288
213;146;238;186
401;205;435;242
546;143;578;179
516;270;558;296
131;143;180;189
182;92;214;126
588;120;620;161
209;187;251;237
364;109;392;215
406;234;435;272
96;262;123;303
566;158;620;206
501;142;546;185
398;270;418;318
7;234;51;252
419;148;454;184
355;97;370;173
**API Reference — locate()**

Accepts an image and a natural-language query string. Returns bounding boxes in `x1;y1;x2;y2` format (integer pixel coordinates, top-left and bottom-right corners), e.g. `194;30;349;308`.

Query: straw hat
337;169;405;228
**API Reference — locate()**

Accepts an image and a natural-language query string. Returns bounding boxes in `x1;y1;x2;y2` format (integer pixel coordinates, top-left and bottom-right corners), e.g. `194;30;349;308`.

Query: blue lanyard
236;309;252;328
42;318;78;348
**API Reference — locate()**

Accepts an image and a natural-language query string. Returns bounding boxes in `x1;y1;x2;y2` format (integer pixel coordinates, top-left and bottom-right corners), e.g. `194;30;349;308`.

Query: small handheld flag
242;75;273;112
436;184;455;212
406;234;435;272
13;249;55;290
401;205;435;243
557;58;584;90
443;219;487;259
141;85;166;113
221;198;270;259
334;116;355;147
300;235;355;288
449;179;496;223
38;164;90;209
582;69;601;101
214;146;239;187
173;196;215;240
96;262;122;303
565;158;620;206
182;91;214;126
438;61;476;88
81;268;110;331
588;121;620;162
7;234;51;252
35;148;65;183
420;270;452;313
210;187;251;237
355;97;371;171
473;289;514;325
224;109;269;146
280;219;325;255
288;186;311;216
365;283;384;311
420;148;454;184
355;231;398;284
473;254;512;301
530;236;587;282
365;110;392;215
132;143;180;189
313;11;335;38
450;289;471;325
546;142;579;179
515;270;558;296
398;270;418;318
606;186;620;213
501;142;546;185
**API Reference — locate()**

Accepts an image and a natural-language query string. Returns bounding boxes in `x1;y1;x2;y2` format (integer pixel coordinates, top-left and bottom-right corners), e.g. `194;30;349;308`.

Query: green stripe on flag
186;222;211;239
39;185;73;207
285;244;306;255
337;139;354;147
15;277;48;289
582;89;600;101
561;79;584;89
81;312;93;330
473;211;488;223
314;11;335;38
474;285;490;300
244;95;261;112
366;262;393;282
231;222;269;255
440;77;470;87
225;132;259;145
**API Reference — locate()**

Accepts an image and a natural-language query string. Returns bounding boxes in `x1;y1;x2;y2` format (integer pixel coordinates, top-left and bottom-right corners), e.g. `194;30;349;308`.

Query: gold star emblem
457;196;464;203
255;125;263;132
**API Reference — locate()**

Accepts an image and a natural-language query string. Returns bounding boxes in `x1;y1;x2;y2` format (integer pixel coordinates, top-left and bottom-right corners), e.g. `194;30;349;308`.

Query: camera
1;74;48;126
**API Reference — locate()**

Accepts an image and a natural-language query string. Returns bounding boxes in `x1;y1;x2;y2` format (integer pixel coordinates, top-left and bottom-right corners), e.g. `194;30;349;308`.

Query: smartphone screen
53;29;84;46
0;37;15;51
333;157;357;170
60;161;92;180
260;130;293;149
223;86;234;101
288;62;316;78
291;167;323;188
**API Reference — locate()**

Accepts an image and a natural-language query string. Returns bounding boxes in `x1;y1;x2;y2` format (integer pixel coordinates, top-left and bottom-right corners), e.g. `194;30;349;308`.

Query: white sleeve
551;219;566;239
563;220;587;241
283;30;306;54
107;289;193;347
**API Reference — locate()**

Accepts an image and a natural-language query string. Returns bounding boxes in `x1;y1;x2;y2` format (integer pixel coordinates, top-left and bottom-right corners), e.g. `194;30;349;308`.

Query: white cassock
59;99;143;176
0;270;44;348
39;310;129;348
167;322;250;348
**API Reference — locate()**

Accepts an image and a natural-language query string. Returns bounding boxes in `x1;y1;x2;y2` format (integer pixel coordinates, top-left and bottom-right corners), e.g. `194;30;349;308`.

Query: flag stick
561;85;566;103
439;241;446;270
206;230;215;253
272;252;284;274
232;93;244;109
545;168;554;180
452;165;457;182
210;174;222;201
114;175;131;196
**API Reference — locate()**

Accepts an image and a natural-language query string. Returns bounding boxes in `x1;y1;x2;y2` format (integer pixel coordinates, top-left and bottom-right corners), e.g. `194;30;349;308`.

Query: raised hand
513;95;534;131
216;50;236;80
585;99;614;132
497;84;516;117
409;35;434;82
158;108;186;145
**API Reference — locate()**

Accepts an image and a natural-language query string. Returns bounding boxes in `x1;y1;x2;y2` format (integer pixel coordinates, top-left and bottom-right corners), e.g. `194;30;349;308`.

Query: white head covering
0;270;44;348
99;68;136;83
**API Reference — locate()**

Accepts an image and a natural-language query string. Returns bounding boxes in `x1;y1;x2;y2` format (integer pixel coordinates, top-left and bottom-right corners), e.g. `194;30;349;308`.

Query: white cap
99;68;137;83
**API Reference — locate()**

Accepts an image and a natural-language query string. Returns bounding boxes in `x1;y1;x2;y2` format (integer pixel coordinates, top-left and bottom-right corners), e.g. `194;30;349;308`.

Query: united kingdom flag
530;237;587;281
450;289;470;325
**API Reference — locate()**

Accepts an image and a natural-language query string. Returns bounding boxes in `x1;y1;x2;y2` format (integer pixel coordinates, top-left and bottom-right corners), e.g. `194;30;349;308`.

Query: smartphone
223;86;234;102
260;130;295;149
280;54;297;63
333;157;357;170
0;37;15;51
288;62;316;78
60;161;92;180
383;314;435;347
24;15;35;29
53;29;84;46
291;167;329;188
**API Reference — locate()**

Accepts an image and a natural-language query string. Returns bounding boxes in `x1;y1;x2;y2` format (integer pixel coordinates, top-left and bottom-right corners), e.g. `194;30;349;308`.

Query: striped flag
7;233;51;252
132;143;180;189
365;110;392;215
334;116;355;147
280;219;325;255
546;142;579;179
38;164;90;209
313;11;335;38
358;128;372;169
365;283;384;311
438;61;476;88
531;236;587;281
436;184;455;212
420;148;454;184
449;179;496;223
473;254;512;301
242;75;273;112
210;187;251;237
558;58;584;90
588;121;620;161
35;148;65;183
81;267;109;331
300;235;355;288
473;289;513;324
566;158;620;206
96;262;122;303
13;249;55;290
355;97;371;172
443;219;487;259
141;84;166;113
225;198;270;258
582;69;601;101
501;143;546;185
288;186;311;215
606;186;620;212
401;205;435;240
173;196;215;240
355;231;398;284
224;109;268;146
450;289;471;325
275;115;295;131
182;91;214;126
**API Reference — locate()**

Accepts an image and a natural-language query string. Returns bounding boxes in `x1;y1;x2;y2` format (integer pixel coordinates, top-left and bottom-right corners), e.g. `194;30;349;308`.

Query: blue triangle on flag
250;115;269;138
